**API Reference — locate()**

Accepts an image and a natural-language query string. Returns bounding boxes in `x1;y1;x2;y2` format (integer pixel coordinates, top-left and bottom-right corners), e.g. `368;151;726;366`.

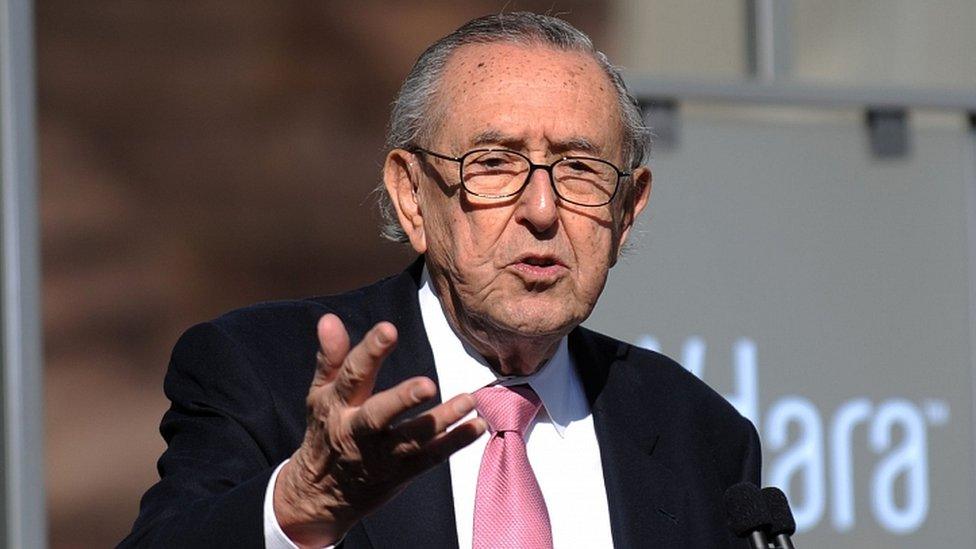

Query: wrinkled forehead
429;42;624;158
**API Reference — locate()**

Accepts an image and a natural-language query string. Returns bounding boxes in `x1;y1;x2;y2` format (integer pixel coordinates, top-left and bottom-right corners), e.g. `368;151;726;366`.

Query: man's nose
515;167;559;234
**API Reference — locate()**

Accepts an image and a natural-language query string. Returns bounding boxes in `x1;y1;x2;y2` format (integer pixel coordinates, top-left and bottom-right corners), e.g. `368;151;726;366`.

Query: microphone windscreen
724;482;772;537
761;487;796;536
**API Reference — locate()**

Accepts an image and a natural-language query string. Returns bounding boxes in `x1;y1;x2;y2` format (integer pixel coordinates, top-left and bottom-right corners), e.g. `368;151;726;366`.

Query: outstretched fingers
309;315;485;482
350;385;486;469
389;393;486;470
291;315;483;545
405;417;487;474
331;321;398;406
394;393;479;444
314;314;350;387
351;376;438;435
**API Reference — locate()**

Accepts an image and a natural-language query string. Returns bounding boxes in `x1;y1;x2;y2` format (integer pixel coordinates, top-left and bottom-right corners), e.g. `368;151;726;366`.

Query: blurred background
4;0;973;547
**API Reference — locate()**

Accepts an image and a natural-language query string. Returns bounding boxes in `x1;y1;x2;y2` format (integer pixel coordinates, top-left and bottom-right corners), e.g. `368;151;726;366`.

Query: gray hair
378;11;650;243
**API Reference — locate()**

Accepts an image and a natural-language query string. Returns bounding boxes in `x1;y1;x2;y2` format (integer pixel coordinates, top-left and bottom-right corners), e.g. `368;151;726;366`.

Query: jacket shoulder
208;277;390;336
196;270;407;353
575;326;760;484
577;326;744;422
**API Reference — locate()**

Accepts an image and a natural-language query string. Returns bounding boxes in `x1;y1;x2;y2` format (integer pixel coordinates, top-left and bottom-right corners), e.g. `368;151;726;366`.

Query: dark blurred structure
36;2;608;547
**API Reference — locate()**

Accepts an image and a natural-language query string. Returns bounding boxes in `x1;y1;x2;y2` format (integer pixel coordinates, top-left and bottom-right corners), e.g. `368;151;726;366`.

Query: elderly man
123;12;759;549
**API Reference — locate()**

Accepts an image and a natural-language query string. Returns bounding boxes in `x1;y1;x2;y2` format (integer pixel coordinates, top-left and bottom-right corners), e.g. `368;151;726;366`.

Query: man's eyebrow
468;131;602;156
551;137;601;156
470;129;510;148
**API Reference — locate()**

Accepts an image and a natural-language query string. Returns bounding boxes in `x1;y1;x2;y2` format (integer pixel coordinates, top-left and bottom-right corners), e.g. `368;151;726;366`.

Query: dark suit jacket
121;261;760;548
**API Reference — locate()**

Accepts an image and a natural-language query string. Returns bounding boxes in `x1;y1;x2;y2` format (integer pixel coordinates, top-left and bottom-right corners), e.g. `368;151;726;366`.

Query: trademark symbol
922;400;950;426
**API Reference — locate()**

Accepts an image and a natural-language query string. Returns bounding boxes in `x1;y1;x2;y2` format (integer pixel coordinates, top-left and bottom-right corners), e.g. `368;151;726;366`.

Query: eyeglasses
410;147;630;207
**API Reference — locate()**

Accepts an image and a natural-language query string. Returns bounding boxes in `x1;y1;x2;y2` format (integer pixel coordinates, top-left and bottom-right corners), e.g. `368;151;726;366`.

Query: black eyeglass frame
409;147;632;207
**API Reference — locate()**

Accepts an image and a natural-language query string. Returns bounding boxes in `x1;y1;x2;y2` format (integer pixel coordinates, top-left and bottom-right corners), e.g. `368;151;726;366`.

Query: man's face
394;42;649;340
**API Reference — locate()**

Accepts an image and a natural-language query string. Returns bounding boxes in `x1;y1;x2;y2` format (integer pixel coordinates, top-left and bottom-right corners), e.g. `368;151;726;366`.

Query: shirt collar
418;267;587;437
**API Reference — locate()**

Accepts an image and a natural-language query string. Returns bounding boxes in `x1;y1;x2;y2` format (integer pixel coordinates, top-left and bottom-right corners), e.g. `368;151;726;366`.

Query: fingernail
453;395;474;415
470;418;488;435
376;330;391;345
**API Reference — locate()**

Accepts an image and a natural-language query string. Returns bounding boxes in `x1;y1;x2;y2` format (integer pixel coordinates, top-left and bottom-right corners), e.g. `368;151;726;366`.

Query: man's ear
383;149;427;254
614;166;652;260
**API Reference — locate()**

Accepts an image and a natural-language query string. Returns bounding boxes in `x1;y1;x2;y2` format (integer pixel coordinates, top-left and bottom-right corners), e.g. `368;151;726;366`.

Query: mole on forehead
465;52;586;74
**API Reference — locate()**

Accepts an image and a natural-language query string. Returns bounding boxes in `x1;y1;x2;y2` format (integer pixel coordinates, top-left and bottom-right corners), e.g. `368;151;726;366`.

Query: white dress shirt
264;269;614;548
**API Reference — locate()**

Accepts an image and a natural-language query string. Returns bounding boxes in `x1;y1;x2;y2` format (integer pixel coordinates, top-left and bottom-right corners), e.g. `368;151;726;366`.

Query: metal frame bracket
866;108;910;159
641;99;680;153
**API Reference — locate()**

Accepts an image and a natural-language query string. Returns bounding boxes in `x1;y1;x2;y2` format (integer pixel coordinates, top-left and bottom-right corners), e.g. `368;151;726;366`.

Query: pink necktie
472;384;553;549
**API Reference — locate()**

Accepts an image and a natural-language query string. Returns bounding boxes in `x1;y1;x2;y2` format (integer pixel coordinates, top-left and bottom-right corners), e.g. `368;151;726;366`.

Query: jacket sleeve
119;321;283;549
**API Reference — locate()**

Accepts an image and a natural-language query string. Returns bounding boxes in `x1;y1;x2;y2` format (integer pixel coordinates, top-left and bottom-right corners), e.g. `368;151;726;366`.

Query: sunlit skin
385;42;651;375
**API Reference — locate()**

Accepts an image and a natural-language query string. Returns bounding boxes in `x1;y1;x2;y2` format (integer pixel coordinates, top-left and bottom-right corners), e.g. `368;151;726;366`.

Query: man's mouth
522;256;557;267
510;255;567;280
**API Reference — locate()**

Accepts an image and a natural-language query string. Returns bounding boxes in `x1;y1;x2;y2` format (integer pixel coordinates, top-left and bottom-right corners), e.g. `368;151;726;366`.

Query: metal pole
746;0;792;81
966;121;976;549
0;0;47;547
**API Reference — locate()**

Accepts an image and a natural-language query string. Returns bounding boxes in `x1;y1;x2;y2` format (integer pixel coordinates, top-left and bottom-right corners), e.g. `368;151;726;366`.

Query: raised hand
273;313;486;546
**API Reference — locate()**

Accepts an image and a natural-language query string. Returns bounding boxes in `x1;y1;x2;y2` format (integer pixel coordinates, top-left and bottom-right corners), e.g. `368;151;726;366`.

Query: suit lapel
359;260;460;549
570;329;687;549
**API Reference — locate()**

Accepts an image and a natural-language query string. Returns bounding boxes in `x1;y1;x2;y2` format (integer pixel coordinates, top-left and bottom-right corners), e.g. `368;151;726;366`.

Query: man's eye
564;160;598;174
478;158;509;168
468;153;521;171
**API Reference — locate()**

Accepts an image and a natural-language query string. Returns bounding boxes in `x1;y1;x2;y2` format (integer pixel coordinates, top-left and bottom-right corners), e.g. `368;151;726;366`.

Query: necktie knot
474;384;541;434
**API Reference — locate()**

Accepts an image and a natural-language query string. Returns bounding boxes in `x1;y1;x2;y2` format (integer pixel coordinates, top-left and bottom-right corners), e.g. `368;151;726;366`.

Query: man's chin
493;306;581;339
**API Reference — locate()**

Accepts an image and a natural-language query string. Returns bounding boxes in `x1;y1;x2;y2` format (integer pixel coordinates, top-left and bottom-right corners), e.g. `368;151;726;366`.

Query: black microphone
724;482;772;549
761;487;797;549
